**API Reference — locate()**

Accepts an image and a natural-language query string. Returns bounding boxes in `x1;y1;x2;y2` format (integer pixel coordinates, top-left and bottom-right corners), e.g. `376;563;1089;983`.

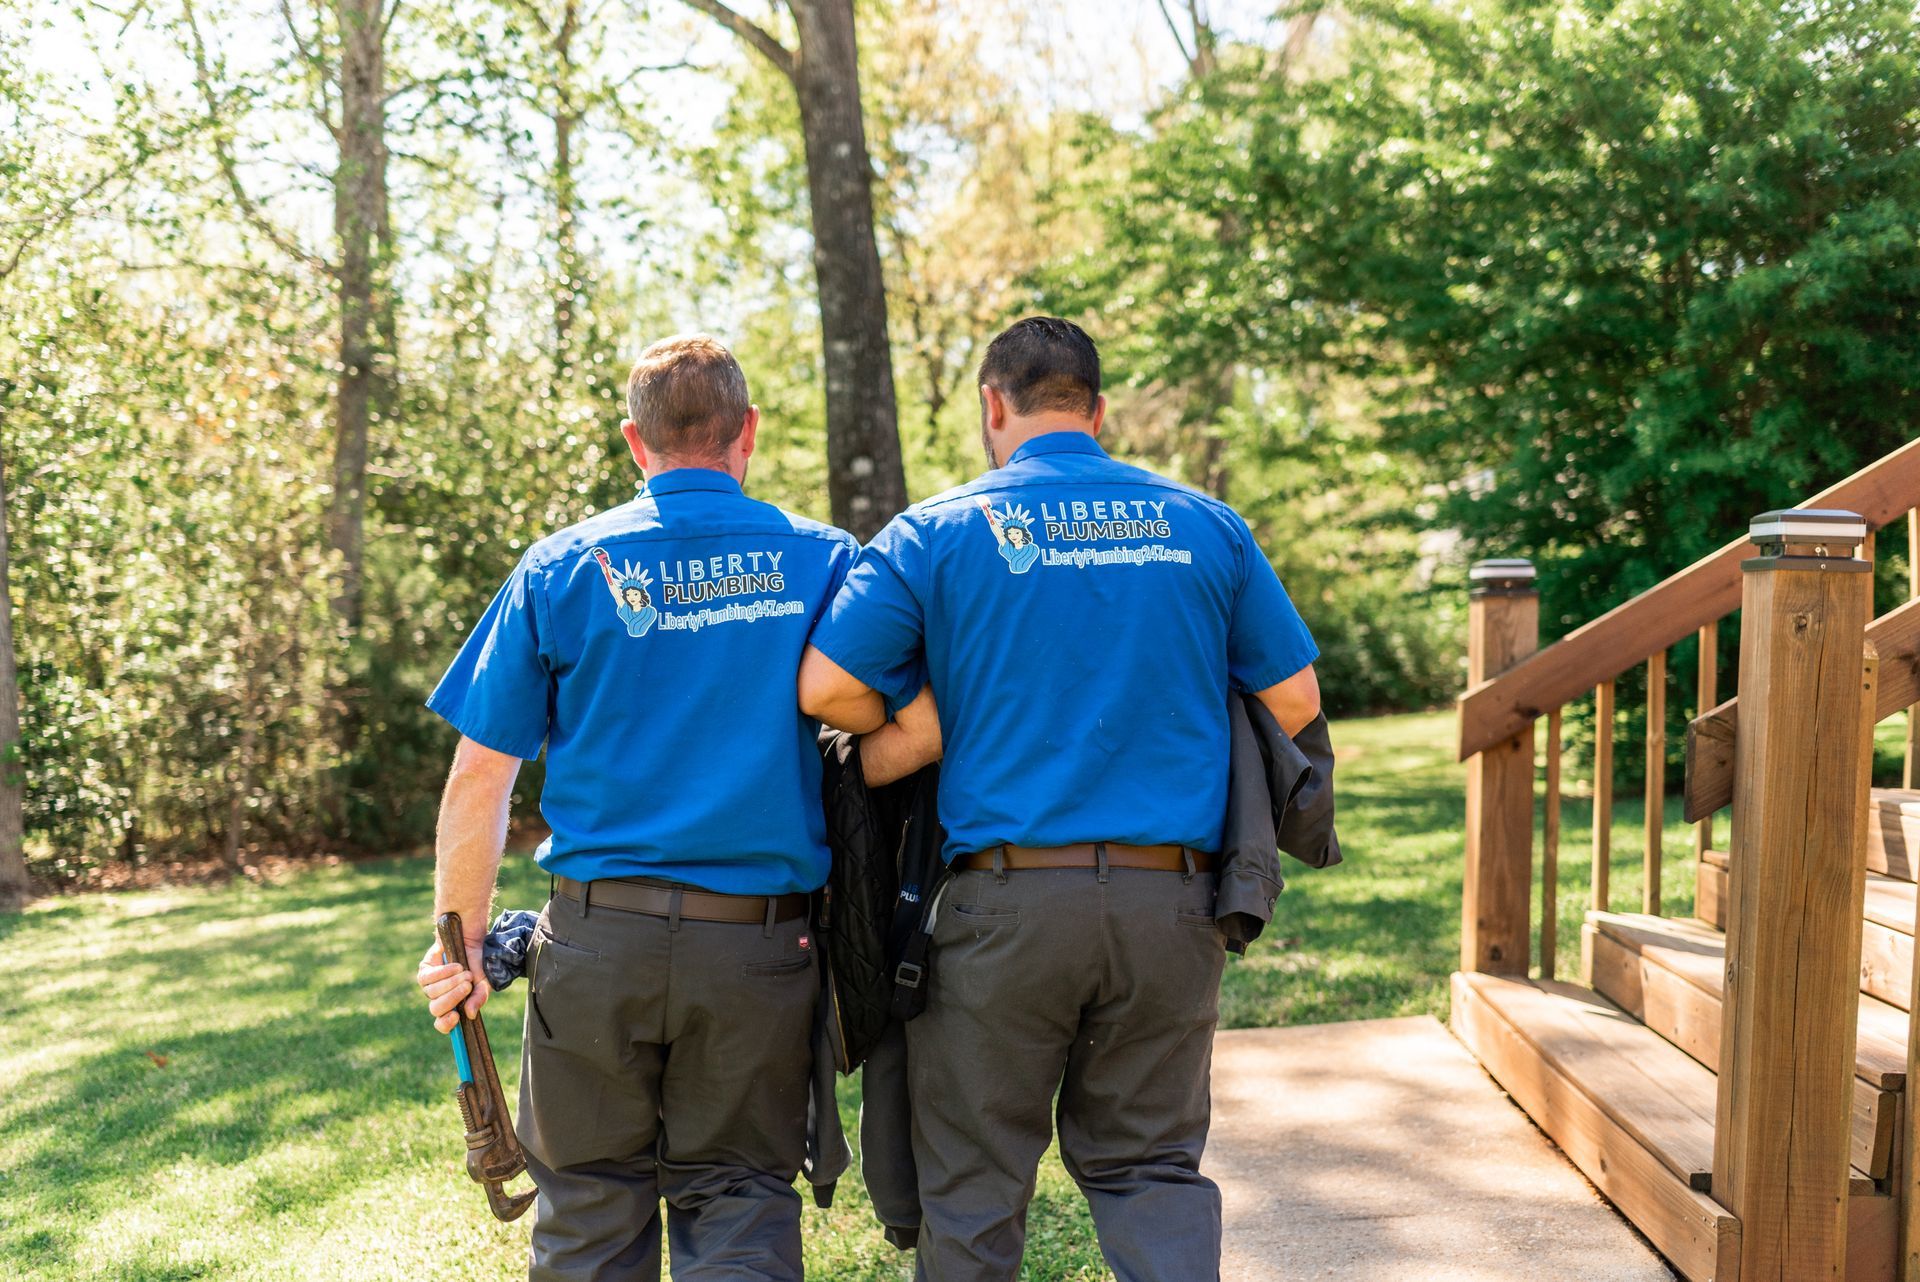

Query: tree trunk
552;0;582;381
0;447;30;910
330;0;390;632
788;0;907;540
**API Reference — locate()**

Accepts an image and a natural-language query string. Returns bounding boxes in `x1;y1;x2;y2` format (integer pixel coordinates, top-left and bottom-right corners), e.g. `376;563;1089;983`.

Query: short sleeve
820;532;858;609
1226;516;1319;693
807;515;930;709
426;554;553;759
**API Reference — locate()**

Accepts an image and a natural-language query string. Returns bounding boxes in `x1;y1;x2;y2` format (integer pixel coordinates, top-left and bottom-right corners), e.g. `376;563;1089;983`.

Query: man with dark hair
414;334;858;1280
799;316;1321;1281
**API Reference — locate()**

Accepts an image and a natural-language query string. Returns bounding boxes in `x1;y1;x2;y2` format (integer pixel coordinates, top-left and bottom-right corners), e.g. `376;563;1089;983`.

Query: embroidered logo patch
588;546;658;638
975;498;1040;574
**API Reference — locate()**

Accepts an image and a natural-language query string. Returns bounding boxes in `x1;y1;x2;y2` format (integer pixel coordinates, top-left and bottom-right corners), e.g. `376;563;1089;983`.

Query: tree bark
0;446;30;910
786;0;908;538
552;0;582;380
330;0;391;632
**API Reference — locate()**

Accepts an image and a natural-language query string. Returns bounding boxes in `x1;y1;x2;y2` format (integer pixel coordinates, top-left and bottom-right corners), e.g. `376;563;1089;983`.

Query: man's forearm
434;738;522;943
861;685;942;786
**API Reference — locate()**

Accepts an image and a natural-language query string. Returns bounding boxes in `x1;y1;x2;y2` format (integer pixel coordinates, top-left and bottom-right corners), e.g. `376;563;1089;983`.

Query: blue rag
480;909;540;991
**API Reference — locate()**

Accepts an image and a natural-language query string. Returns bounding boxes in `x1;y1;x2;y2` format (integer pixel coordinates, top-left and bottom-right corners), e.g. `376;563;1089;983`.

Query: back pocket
743;952;814;978
528;931;600;1038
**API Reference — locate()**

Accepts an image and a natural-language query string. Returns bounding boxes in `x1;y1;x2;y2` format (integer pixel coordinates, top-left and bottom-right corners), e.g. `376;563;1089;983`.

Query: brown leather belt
956;843;1214;874
554;876;807;925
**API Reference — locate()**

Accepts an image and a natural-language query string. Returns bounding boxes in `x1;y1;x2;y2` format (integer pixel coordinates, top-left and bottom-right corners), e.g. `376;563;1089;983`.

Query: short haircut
977;316;1101;417
625;335;751;460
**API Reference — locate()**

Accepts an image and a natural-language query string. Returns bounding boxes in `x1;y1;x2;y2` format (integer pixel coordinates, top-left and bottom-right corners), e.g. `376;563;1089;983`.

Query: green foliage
3;256;341;874
1063;0;1920;650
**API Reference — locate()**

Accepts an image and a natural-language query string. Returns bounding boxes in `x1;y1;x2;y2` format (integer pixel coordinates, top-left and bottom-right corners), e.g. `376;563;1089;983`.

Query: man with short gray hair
416;334;857;1280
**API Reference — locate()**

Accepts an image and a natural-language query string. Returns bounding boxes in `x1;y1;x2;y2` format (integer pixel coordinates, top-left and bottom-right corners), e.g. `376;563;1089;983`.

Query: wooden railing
1458;436;1920;981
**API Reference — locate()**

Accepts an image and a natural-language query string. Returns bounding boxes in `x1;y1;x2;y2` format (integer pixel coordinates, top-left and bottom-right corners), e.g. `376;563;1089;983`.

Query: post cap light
1469;558;1537;596
1748;509;1868;561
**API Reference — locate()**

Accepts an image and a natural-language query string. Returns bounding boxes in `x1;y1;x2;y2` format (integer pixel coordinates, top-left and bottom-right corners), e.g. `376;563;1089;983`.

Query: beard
980;414;998;469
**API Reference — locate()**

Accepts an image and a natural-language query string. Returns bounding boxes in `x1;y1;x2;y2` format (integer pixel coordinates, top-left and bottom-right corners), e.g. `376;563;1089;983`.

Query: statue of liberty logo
587;547;658;637
975;498;1040;574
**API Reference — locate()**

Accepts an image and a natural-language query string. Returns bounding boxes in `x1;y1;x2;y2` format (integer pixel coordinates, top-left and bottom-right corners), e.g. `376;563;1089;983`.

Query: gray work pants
906;866;1227;1282
517;889;816;1281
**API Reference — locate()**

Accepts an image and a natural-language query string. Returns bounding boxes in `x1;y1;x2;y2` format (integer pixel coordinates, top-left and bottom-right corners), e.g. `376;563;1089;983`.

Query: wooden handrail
1456;436;1920;760
1683;594;1920;820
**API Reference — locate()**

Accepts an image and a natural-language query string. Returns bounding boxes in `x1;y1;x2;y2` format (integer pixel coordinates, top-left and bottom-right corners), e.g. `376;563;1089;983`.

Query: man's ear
981;384;1008;433
621;419;650;472
738;406;760;460
1088;394;1108;437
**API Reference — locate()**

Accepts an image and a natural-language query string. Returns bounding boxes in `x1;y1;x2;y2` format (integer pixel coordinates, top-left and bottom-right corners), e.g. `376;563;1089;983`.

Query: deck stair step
1870;788;1920;881
1452;972;1895;1282
1584;911;1901;1179
1703;791;1920;930
1691;855;1913;1009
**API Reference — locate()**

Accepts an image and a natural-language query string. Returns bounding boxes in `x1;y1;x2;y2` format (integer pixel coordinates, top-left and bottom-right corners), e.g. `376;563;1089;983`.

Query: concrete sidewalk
1210;1016;1676;1281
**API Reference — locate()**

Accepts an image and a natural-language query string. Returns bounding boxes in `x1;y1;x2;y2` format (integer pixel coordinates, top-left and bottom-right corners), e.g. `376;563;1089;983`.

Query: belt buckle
894;961;926;990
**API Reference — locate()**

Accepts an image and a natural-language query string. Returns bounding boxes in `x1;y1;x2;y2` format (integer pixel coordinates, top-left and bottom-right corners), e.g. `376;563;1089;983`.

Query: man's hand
417;935;491;1035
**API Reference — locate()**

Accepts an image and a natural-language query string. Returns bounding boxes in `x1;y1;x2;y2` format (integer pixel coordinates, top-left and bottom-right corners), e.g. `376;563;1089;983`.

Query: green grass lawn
3;707;1897;1279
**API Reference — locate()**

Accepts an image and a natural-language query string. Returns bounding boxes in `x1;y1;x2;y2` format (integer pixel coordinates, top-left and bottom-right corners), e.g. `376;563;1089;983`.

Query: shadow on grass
0;853;554;1277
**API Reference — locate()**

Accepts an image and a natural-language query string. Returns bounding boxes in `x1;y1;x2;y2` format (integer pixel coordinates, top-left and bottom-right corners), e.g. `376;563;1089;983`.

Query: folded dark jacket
1217;698;1342;951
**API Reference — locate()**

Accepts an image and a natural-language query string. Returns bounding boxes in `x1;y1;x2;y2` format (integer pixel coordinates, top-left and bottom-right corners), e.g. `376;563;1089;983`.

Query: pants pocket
528;929;600;1039
742;953;814;978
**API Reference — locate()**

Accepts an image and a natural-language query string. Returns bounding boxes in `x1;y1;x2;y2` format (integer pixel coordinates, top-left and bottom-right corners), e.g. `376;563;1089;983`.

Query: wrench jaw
486;1181;538;1222
460;1083;535;1222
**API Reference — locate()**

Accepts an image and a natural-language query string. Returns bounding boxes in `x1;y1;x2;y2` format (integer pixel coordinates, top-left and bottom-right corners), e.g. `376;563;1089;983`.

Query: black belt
554;876;807;925
956;843;1214;874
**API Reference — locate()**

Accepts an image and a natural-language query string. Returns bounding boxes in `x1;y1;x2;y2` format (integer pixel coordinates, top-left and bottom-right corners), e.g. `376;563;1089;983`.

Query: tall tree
679;0;906;538
184;0;393;632
0;428;25;910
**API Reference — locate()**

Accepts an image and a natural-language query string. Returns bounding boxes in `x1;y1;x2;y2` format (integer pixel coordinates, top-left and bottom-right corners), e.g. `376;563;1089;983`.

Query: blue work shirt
809;431;1318;860
427;469;856;894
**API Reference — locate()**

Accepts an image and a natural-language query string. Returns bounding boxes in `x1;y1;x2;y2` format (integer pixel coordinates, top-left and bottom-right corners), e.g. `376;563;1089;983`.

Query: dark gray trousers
905;866;1227;1282
518;890;816;1281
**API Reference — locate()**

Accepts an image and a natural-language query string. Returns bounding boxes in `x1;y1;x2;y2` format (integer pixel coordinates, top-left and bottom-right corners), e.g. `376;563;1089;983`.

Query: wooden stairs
1453;465;1920;1280
1452;789;1920;1281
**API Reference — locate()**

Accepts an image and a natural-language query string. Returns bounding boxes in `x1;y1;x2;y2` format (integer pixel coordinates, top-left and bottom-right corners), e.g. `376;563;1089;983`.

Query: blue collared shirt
809;431;1318;860
427;469;857;894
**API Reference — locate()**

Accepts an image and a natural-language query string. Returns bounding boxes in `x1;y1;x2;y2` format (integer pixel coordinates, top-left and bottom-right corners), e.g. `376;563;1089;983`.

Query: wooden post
1906;510;1919;789
1463;558;1539;974
1644;648;1667;914
1541;706;1562;979
1592;679;1615;915
1695;621;1718;859
1713;509;1875;1282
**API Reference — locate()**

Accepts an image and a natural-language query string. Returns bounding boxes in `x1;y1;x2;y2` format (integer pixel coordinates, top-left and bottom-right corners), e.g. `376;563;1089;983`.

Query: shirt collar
1008;431;1109;465
640;468;744;498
